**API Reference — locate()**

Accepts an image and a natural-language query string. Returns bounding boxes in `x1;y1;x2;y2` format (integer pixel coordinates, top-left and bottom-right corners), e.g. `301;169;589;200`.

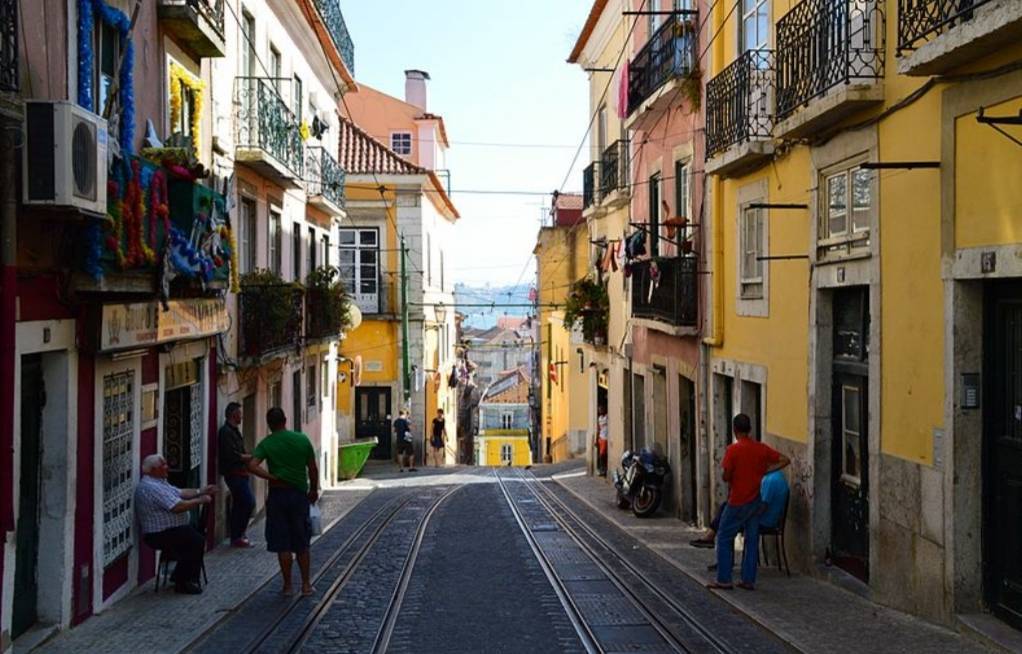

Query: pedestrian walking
430;408;448;467
218;402;255;548
394;409;416;472
247;408;319;597
707;413;789;591
134;454;217;595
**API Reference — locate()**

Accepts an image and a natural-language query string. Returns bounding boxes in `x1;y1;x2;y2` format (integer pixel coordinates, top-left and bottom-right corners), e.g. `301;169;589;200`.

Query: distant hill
454;283;532;329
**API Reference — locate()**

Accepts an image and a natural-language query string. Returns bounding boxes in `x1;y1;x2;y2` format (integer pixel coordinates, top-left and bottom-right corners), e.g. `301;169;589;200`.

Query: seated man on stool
135;454;218;594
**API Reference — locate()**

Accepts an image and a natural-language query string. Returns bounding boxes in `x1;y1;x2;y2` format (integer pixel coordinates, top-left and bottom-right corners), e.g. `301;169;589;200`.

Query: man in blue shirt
690;469;789;548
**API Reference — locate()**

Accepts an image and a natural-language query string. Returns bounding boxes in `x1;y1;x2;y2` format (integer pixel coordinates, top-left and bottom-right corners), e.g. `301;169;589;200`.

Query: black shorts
396;440;414;456
265;487;311;553
430;439;444;449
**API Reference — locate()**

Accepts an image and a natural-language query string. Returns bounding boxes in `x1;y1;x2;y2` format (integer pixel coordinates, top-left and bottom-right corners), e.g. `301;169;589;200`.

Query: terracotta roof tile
339;117;425;175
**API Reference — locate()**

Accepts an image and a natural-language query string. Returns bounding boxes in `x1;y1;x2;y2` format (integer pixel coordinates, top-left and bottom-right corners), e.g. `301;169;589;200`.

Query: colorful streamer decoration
169;62;206;157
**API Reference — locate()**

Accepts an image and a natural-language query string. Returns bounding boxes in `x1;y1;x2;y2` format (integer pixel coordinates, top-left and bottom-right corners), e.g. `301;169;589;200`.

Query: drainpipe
0;121;16;535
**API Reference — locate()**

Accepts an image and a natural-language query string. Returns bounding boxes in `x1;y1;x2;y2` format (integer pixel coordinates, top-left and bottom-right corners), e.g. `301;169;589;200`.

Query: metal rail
370;484;464;653
494;469;603;654
515;468;737;654
226;494;413;654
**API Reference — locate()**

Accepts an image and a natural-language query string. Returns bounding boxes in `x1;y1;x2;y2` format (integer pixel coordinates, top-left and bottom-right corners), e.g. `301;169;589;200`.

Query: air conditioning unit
22;101;108;216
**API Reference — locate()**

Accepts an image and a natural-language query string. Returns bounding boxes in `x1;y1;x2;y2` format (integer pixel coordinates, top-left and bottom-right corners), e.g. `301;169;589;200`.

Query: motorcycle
613;448;670;517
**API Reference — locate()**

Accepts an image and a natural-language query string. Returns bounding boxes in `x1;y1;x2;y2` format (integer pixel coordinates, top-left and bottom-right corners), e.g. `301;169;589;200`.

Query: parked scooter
613;448;670;517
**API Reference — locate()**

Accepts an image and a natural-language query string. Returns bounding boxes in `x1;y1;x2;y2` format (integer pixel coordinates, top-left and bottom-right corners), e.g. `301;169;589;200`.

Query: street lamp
434;301;448;324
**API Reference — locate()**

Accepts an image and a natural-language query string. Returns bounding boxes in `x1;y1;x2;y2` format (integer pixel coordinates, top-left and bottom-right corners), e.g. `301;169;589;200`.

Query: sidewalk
31;487;372;654
552;469;999;654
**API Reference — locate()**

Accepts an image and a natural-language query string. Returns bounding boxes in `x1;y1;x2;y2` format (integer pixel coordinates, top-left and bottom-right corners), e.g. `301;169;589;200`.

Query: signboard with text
101;298;229;352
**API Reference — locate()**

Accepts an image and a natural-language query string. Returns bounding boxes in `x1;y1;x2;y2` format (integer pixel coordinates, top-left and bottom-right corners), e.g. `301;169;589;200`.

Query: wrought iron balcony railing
631;256;698;327
628;12;698;115
234;77;304;178
239;282;304;359
187;0;224;36
777;0;884;121
599;139;629;198
305;145;346;210
312;0;355;74
897;0;993;53
706;50;776;158
583;161;598;209
1;0;18;93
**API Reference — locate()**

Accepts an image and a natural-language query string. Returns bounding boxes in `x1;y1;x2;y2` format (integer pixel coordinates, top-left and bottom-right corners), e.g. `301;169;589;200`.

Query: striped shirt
134;475;189;535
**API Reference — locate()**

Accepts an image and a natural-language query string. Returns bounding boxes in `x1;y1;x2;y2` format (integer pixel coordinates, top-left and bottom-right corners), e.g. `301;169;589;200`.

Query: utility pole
401;234;411;404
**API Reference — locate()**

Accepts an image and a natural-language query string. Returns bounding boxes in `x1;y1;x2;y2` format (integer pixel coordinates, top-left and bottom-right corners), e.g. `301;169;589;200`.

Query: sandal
706;581;734;590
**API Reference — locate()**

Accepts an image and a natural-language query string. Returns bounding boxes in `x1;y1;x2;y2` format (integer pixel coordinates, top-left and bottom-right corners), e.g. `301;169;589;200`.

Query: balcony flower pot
563;277;610;347
305;265;353;340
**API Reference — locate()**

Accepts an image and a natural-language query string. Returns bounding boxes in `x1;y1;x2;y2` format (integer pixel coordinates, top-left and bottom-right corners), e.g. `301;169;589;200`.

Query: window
322;235;330;268
95;21;120;114
240;10;256;77
674;160;690;229
269;377;282;408
500;443;513;464
841;385;862;483
502;413;514;429
648;173;661;257
307;360;317;408
597;105;608;155
293;74;303;123
822;166;873;246
270;45;282;92
440;250;445;291
740;206;765;299
648;0;662;36
391;132;412;156
269;209;282;275
102;370;135;567
172;77;197;141
426;232;432;287
240;197;257;273
292;222;302;281
740;0;770;53
340;228;380;313
321;356;330;407
307;227;316;273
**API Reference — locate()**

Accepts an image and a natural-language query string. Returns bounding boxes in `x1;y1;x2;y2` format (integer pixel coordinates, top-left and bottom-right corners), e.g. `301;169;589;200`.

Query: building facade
476;368;533;467
0;0;354;645
336;72;460;466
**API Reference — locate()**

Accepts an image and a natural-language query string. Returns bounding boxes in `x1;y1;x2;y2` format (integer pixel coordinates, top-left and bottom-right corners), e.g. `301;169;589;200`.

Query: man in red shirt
708;413;789;591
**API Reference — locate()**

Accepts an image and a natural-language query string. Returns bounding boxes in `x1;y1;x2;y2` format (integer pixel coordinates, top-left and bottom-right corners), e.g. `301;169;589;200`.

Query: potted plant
239;269;304;355
563;277;610;346
305;265;353;338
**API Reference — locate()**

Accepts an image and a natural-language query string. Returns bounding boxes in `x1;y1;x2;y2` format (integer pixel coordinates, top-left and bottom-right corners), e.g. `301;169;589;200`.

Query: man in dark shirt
394;410;416;472
218;402;254;547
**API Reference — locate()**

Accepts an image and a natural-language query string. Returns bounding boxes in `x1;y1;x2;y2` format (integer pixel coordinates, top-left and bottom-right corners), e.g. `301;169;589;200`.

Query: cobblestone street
23;464;1006;653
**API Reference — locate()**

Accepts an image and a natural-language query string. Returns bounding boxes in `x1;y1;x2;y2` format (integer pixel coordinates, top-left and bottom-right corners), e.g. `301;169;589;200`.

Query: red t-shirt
722;438;781;506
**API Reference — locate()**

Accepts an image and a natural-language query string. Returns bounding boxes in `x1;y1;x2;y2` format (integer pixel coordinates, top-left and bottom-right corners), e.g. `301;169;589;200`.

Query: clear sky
342;1;592;289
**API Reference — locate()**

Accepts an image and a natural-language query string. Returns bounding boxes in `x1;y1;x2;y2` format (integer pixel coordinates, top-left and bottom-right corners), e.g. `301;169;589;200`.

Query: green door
13;355;44;639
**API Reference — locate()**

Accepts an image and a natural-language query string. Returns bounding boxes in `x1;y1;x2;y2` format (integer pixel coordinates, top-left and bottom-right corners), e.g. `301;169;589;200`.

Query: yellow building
703;0;1022;631
534;194;591;462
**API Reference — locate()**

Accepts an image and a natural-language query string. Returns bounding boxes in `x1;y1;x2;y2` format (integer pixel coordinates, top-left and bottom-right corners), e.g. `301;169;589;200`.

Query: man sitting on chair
135;454;218;594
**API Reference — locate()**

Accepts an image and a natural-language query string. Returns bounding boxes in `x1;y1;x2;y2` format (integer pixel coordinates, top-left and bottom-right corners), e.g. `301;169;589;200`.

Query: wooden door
358;388;393;460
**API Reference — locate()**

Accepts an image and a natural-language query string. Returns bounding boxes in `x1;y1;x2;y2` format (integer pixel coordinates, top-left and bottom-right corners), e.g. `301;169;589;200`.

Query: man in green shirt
248;407;319;597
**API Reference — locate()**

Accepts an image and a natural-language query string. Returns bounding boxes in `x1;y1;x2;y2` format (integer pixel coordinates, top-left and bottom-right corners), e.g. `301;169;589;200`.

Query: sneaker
409;467;418;472
231;538;253;548
689;538;715;549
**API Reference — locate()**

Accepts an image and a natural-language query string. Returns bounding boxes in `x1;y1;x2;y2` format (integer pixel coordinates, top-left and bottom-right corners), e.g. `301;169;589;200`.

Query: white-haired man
135;454;218;594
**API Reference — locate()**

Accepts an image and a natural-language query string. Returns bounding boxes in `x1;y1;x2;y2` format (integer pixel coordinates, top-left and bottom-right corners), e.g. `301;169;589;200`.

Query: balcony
1;0;17;94
305;286;344;342
305;146;346;216
705;50;776;178
238;279;304;365
234;77;304;187
158;0;226;58
583;161;598;211
631;257;698;330
599;139;630;209
311;0;355;75
627;12;699;130
775;0;885;138
897;0;1022;75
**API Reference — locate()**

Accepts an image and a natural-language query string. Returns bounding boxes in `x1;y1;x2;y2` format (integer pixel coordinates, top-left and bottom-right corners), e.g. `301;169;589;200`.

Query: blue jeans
225;475;255;541
715;500;761;585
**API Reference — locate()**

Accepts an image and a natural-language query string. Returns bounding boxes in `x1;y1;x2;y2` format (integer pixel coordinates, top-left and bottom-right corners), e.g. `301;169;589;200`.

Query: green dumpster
338;438;377;480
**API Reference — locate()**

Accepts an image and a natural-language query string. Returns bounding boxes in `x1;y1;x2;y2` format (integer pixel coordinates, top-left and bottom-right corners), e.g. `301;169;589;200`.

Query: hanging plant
168;62;205;157
563;277;610;345
680;64;702;110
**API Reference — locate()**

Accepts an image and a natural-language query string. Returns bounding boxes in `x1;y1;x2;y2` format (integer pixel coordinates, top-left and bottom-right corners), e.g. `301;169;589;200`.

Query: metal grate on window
103;370;135;567
189;382;203;471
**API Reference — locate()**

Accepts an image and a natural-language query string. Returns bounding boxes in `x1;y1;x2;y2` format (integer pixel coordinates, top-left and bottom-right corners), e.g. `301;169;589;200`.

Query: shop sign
101;298;229;352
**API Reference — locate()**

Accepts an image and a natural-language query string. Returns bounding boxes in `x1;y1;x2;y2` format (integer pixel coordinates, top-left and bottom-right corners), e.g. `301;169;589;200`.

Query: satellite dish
347;304;363;331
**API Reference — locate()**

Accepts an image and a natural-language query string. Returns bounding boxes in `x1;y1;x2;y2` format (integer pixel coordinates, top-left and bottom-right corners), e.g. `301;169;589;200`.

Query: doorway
358;387;393;460
740;379;762;441
830;287;870;582
164;385;201;493
13;355;44;639
679;375;697;523
984;281;1022;628
292;369;302;432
